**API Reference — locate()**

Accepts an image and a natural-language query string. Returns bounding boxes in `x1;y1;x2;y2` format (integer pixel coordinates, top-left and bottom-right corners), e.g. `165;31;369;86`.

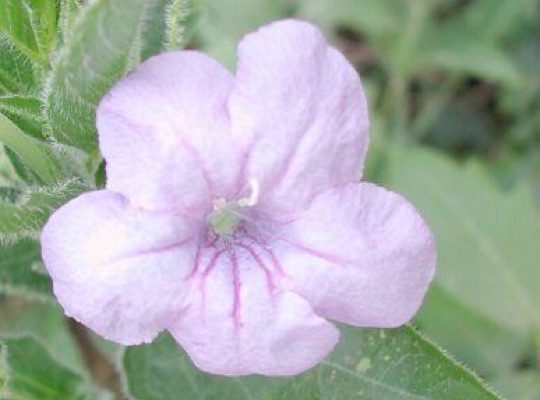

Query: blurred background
1;0;540;399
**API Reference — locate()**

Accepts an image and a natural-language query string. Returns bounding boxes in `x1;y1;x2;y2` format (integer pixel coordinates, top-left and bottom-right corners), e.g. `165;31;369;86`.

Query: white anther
238;178;259;207
213;197;227;211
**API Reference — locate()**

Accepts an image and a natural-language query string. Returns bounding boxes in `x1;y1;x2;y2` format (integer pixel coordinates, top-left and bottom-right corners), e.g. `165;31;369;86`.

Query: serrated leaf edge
42;0;157;153
407;325;507;400
0;178;89;245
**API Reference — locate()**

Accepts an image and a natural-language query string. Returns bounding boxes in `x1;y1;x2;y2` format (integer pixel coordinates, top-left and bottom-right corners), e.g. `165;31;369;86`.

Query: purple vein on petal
244;232;288;277
226;243;243;329
236;243;276;293
185;243;202;281
279;237;349;268
198;249;226;322
118;238;193;263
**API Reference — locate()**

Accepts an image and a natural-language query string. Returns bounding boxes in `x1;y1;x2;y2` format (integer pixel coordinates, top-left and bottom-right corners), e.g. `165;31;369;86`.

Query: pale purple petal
228;19;369;217
168;246;339;375
275;183;436;327
97;51;239;213
41;191;198;345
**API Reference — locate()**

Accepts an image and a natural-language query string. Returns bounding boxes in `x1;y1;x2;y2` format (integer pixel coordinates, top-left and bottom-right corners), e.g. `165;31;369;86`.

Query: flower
41;19;436;376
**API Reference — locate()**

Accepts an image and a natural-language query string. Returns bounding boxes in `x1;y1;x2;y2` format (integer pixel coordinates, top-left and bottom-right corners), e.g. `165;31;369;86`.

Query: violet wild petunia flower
41;19;436;376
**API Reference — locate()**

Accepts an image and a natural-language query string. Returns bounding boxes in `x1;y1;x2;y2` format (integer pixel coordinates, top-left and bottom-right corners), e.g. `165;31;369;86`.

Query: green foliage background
0;0;539;399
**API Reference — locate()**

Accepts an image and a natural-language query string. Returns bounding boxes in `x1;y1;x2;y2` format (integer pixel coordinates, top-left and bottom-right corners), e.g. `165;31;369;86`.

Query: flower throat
207;179;259;238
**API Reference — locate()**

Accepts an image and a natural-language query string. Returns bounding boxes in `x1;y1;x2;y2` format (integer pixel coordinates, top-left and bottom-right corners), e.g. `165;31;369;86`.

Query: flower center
207;179;259;238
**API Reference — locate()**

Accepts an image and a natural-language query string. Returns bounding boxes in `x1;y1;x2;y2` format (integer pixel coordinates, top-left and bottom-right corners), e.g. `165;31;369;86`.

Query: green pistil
208;207;240;238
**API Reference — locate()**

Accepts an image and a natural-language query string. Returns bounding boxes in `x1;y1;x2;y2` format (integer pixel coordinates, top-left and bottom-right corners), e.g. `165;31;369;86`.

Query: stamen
238;178;259;207
213;197;227;210
208;178;260;238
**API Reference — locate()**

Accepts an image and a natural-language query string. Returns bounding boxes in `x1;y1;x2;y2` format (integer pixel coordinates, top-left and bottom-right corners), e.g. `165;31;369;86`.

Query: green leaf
198;0;287;68
415;0;532;87
139;0;191;59
386;145;540;368
501;25;540;115
0;0;58;64
0;186;20;202
123;326;501;400
0;94;43;139
0;362;5;397
493;372;540;400
138;0;196;60
0;300;85;374
44;0;176;153
416;284;527;375
0;179;87;244
320;325;501;400
442;0;537;42
0;35;35;94
3;146;42;184
0;240;50;300
421;39;522;87
0;148;16;184
0;361;5;397
0;336;100;400
165;0;196;51
298;0;403;39
0;111;62;184
139;0;169;60
57;0;82;45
